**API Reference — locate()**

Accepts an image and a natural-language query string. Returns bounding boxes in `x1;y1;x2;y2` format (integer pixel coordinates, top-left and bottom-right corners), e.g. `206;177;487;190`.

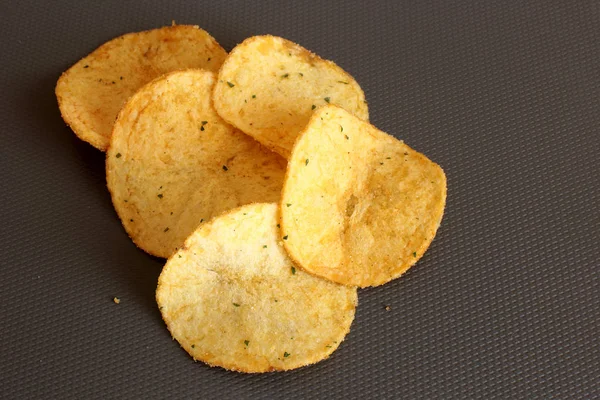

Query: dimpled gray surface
1;1;598;399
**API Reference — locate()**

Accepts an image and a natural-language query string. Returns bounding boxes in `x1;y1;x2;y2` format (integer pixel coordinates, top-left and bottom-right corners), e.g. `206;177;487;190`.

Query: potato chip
280;105;447;288
213;35;369;158
56;25;227;150
156;203;357;373
106;70;286;258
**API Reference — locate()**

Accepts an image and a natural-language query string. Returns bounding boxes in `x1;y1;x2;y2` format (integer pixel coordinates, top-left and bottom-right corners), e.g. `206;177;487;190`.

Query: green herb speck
244;340;249;346
284;352;290;358
222;165;229;171
345;135;349;140
164;227;169;232
305;159;309;166
116;153;122;158
338;80;349;84
252;94;256;98
340;126;344;132
324;97;331;103
286;203;292;207
227;81;235;88
83;65;89;68
299;72;304;77
283;235;288;240
263;245;267;248
233;303;240;307
157;194;163;199
191;344;195;348
291;266;296;275
276;224;280;228
281;73;289;78
311;104;316;110
413;251;417;257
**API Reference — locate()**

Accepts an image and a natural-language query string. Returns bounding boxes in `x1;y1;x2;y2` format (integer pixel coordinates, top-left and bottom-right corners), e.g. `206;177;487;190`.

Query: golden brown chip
281;105;447;288
156;203;357;373
56;25;227;150
213;35;368;158
106;70;286;258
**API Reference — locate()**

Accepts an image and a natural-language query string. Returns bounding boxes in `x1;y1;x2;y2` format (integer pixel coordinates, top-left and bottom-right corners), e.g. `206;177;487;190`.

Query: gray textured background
1;1;598;399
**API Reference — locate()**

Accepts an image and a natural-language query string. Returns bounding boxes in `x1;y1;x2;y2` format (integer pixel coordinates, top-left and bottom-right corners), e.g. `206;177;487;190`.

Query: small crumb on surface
113;297;121;304
385;305;391;311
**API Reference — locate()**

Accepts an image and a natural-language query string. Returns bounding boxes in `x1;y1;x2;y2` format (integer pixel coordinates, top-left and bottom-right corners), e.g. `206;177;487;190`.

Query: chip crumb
385;305;391;311
113;297;121;304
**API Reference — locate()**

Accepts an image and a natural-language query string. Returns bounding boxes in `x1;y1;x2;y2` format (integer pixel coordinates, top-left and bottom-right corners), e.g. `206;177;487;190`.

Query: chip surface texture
156;203;358;372
106;70;286;258
281;105;447;287
213;35;368;158
56;25;227;150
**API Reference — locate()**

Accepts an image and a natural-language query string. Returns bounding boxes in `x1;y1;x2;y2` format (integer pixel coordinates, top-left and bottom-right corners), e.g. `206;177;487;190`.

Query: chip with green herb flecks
213;35;368;158
280;105;447;287
156;203;357;372
56;24;227;151
106;70;286;258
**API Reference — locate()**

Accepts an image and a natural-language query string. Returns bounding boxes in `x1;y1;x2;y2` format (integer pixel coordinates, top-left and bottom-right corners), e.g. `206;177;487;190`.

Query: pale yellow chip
106;70;286;258
281;105;447;288
213;35;369;158
56;25;227;150
156;203;357;373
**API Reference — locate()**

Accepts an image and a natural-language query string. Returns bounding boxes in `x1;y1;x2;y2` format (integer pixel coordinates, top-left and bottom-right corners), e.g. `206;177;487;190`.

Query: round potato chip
213;35;369;158
56;25;227;150
156;203;357;373
106;70;286;258
281;105;447;288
